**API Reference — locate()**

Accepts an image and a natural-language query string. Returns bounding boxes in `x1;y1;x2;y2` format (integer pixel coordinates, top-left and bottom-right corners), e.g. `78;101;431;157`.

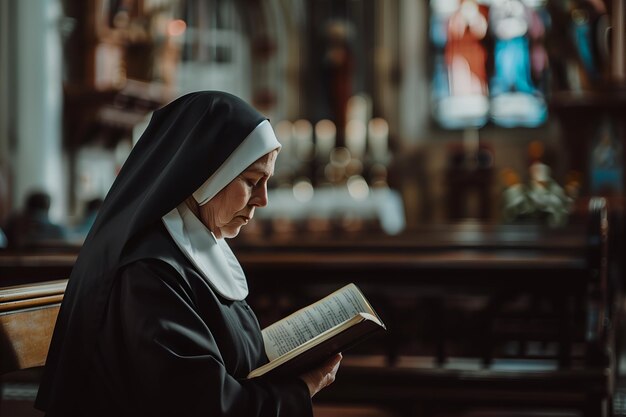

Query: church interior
1;0;625;416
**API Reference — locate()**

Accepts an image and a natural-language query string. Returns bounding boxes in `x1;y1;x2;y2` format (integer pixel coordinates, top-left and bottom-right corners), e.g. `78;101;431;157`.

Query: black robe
35;92;313;416
82;223;312;417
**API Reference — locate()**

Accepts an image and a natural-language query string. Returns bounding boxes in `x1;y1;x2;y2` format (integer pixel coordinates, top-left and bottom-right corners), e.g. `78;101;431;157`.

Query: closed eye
240;175;263;188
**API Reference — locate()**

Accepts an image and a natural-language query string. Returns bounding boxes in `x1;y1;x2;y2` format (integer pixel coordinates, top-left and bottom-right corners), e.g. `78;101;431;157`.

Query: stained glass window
430;0;549;128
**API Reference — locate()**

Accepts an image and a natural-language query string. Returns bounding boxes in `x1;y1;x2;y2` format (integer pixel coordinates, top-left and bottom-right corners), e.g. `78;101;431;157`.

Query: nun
35;91;341;417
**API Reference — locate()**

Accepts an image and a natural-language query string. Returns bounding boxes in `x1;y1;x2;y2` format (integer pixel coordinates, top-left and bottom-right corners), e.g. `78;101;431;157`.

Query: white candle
347;175;370;201
315;119;336;161
346;94;370;124
345;119;367;160
293;119;314;161
368;118;389;162
292;177;314;203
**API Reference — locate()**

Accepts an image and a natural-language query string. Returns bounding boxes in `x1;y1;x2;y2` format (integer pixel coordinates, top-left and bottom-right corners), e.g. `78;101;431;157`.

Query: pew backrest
0;279;67;374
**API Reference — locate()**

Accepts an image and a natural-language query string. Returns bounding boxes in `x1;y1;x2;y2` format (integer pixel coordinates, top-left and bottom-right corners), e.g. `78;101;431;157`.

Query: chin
220;227;242;239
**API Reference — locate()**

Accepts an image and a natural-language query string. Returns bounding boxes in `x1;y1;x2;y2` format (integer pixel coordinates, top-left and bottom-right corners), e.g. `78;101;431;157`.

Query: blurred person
488;0;548;127
445;0;488;98
435;0;490;128
5;190;66;249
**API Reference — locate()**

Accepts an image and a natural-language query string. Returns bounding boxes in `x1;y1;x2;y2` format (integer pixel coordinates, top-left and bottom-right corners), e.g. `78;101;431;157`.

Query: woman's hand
299;353;342;397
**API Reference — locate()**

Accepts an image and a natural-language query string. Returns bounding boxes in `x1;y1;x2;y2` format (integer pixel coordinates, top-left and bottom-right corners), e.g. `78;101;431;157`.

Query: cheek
217;190;249;222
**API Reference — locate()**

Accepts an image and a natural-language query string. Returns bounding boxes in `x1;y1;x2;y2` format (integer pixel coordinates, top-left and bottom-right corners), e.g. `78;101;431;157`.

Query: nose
249;182;269;208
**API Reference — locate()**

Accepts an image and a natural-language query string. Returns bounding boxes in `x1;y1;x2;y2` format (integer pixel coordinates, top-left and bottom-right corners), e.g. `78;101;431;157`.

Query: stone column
14;0;66;221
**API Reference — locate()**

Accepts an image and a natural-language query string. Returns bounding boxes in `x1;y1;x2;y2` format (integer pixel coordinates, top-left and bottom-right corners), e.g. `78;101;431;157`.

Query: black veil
36;91;267;412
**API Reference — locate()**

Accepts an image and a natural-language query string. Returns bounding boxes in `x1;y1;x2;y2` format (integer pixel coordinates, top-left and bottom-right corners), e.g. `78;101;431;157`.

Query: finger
327;353;342;367
323;357;341;374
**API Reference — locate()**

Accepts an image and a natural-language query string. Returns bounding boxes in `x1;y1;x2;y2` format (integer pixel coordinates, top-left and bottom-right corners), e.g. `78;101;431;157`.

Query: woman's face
199;150;277;239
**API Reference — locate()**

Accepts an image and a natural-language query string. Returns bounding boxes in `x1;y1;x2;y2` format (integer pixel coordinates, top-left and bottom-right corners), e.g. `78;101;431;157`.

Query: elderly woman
36;91;341;417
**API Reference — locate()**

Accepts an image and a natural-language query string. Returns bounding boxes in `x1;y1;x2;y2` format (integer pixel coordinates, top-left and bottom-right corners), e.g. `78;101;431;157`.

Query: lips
235;209;253;225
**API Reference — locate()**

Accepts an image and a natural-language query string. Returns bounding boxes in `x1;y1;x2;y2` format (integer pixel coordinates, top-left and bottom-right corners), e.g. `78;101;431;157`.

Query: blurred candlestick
293;119;314;162
315;119;336;162
347;95;370;125
293;177;314;203
345;119;367;160
368;118;389;163
347;175;370;201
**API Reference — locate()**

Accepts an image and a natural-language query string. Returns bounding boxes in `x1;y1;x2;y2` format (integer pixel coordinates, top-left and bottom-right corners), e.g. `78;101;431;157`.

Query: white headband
193;120;281;206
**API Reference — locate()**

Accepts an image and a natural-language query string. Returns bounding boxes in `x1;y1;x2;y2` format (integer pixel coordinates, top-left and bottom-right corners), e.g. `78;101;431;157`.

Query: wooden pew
0;198;616;416
0;280;66;415
242;198;616;416
0;280;67;374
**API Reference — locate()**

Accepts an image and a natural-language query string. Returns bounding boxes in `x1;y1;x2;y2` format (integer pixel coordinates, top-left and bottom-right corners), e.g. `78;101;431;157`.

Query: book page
262;284;372;361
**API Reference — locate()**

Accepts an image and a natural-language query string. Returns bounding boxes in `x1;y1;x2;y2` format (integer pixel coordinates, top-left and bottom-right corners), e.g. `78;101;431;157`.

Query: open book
247;283;385;379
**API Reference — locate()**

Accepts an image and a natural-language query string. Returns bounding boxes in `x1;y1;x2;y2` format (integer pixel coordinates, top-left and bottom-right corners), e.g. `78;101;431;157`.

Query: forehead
243;151;277;173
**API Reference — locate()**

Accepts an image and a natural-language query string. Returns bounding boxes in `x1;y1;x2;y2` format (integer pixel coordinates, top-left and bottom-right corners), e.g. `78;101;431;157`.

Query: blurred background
0;0;625;416
0;0;622;235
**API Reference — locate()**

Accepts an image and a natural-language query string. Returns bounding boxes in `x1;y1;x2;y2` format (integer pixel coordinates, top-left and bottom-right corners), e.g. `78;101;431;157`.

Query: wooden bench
242;198;616;416
0;279;67;374
0;198;616;416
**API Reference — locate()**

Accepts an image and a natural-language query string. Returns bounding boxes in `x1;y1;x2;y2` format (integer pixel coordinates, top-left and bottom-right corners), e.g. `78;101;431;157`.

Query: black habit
35;92;313;417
